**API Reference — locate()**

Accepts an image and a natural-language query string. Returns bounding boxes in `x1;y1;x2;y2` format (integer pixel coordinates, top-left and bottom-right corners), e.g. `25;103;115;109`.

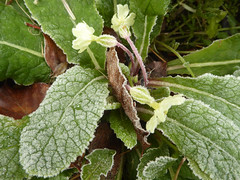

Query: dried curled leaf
106;48;149;149
0;82;49;119
43;34;68;77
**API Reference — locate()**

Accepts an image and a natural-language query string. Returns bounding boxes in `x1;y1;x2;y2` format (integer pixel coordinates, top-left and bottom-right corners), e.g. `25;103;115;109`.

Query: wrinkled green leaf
167;33;240;76
130;0;170;62
19;66;109;177
130;0;170;16
31;168;77;180
24;0;106;68
150;74;240;127
158;99;240;179
137;147;169;180
109;109;137;149
143;156;177;179
81;149;116;180
0;115;28;179
0;4;51;85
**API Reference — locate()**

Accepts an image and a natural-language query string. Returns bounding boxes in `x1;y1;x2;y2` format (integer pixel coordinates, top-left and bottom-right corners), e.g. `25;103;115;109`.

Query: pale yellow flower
146;94;186;133
72;22;117;53
130;86;186;133
111;4;136;38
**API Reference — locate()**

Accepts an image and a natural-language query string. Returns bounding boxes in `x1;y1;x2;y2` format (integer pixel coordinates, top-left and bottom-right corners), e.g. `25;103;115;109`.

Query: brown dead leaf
106;48;150;150
43;34;68;77
146;61;167;78
0;81;49;119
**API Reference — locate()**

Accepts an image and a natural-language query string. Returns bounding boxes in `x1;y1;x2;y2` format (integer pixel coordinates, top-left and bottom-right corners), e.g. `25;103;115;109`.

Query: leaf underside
19;66;109;177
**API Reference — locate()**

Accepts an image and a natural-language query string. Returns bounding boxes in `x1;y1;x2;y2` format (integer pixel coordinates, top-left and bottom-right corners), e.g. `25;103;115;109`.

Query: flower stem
158;41;195;77
116;42;136;75
87;47;102;70
125;36;149;85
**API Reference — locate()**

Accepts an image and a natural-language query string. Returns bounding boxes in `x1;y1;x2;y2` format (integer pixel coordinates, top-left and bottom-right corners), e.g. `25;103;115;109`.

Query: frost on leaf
137;147;169;180
109;110;137;149
19;66;109;177
106;48;149;150
158;99;240;179
81;149;116;180
0;115;28;180
143;156;177;179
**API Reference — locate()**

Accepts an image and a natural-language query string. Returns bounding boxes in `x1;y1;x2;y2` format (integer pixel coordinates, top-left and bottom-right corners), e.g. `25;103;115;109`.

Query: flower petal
125;12;136;27
117;4;129;19
146;94;186;133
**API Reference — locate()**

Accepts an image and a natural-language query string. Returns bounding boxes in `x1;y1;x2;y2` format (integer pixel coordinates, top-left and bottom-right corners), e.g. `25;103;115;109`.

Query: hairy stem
87;47;102;70
125;36;149;85
116;42;136;75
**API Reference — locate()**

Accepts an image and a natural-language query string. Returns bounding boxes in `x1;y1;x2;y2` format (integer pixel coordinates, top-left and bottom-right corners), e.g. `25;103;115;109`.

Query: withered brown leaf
43;34;68;77
0;81;49;119
106;48;150;150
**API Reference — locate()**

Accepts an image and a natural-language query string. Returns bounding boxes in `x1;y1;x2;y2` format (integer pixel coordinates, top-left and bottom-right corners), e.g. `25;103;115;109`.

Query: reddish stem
125;36;148;86
25;22;41;30
116;42;136;75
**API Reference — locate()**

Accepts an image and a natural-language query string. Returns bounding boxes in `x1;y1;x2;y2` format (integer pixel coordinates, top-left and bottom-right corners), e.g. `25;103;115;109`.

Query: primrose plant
1;0;240;180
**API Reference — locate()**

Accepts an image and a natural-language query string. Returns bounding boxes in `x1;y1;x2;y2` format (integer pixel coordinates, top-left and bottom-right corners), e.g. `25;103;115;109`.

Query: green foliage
167;34;240;76
24;0;106;68
109;109;137;149
137;147;171;179
1;0;240;179
159;99;240;179
131;0;170;16
0;115;28;180
0;4;51;85
81;149;116;180
19;66;109;177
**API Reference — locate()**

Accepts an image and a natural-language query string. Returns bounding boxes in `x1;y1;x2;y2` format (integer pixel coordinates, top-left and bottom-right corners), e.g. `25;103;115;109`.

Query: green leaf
109;109;137;149
130;0;170;61
150;74;240;128
24;0;106;68
19;66;109;177
158;99;240;179
143;156;177;179
31;168;77;180
130;0;170;16
0;4;51;85
137;147;169;179
167;33;240;76
95;0;114;27
81;149;116;180
0;115;28;180
130;1;157;62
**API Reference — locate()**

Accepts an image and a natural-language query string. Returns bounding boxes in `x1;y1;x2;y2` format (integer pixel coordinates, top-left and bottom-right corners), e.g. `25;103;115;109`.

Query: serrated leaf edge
158;99;240;179
142;156;177;179
81;148;116;180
